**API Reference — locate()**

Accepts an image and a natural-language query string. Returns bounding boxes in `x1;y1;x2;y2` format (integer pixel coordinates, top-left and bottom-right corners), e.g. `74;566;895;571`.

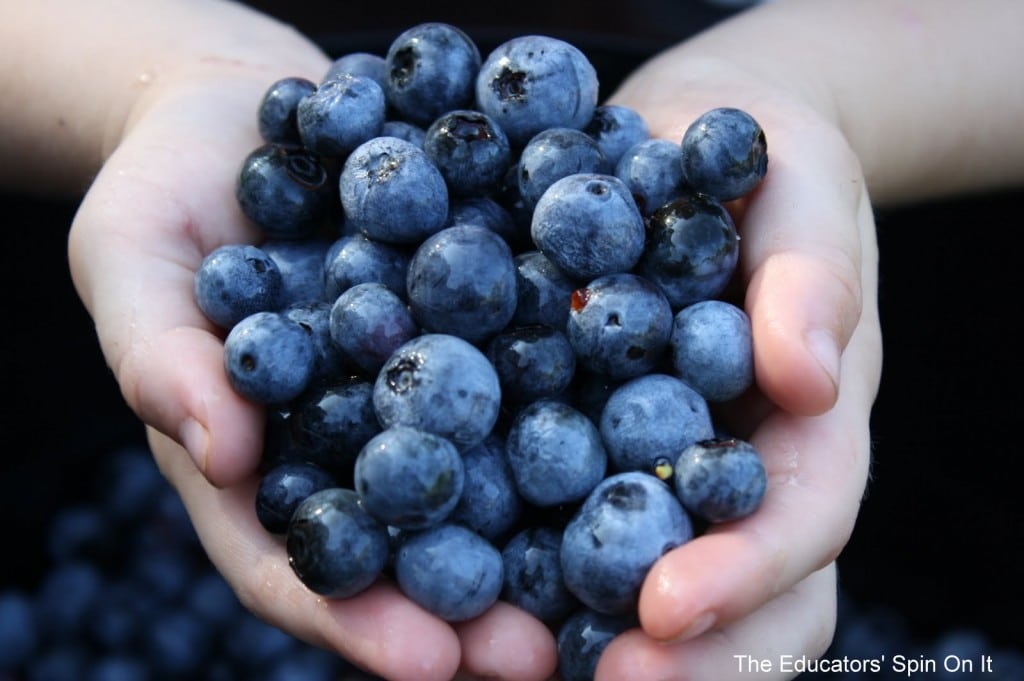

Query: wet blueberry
372;333;501;449
501;526;578;623
262;237;333;305
681;106;768;201
486;325;576;405
561;472;693;614
511;250;578;331
323;233;412;301
599;373;715;473
223;310;316;405
286;379;382;476
257;76;317;146
673;438;767;523
423;109;512;197
255;461;338;535
236;144;334;240
354;426;464;530
286;488;390;598
328;282;418;375
194;243;283;329
393;522;503;622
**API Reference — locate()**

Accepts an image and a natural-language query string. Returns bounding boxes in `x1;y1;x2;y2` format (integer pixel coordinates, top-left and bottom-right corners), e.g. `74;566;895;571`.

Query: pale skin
2;0;1021;679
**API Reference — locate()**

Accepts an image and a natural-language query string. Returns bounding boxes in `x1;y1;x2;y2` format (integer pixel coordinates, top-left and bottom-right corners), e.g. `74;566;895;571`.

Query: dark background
3;0;1021;666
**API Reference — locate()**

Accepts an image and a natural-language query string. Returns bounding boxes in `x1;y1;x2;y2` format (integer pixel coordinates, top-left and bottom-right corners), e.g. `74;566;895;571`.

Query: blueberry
566;272;673;380
423;109;512;197
339;136;449;245
530;173;645;281
380;119;427;147
373;333;501;449
35;561;103;639
286;487;389;598
670;299;753;402
323;233;412;301
329;282;418;375
394;522;503;622
263;237;333;305
556;607;637;681
0;590;38;669
354;426;464;530
475;35;599;146
284;300;345;387
296;74;386;159
486;325;576;404
501;526;578;623
322;51;387;90
257;76;317;146
255;461;338;535
673;438;767;523
384;22;481;127
517;127;606;208
448;433;524;542
223;310;316;405
286;379;382;476
599;373;715;474
583;104;650;170
194;244;284;329
561;471;693;614
505;399;607;507
614;138;687;216
406;223;518;344
511;250;577;331
447;195;522;248
681;106;768;201
236;143;334;240
636;191;740;309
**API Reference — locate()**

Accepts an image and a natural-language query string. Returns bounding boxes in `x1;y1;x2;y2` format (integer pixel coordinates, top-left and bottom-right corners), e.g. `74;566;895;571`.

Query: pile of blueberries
195;22;771;679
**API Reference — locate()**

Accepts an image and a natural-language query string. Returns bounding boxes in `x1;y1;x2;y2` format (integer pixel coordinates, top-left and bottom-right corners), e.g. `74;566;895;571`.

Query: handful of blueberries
194;21;769;680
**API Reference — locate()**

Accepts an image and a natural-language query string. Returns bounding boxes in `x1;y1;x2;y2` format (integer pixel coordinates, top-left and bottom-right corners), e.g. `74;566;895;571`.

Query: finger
68;78;271;486
149;428;464;681
455;602;559;681
597;563;838;681
636;285;880;643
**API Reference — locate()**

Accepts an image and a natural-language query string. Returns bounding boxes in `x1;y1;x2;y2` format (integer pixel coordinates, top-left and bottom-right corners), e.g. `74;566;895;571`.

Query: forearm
0;0;328;196
621;0;1024;205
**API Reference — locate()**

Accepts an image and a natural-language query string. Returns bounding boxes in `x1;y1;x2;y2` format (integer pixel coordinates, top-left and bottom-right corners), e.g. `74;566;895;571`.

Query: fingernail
667;612;716;644
805;328;840;395
181;418;209;474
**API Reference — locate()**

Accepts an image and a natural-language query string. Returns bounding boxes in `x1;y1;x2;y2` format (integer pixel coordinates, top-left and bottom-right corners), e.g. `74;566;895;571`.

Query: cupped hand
594;48;883;680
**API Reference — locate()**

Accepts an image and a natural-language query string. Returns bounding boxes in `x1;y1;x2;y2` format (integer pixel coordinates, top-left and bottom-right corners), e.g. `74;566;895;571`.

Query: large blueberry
475;35;599;146
486;325;576;405
501;526;578;624
505;399;607;507
223;310;316;405
255;461;338;535
384;22;481;126
673;438;767;523
681;106;768;201
517;127;606;208
257;76;317;146
329;282;418;375
423;109;511;197
262;238;333;306
560;471;693;614
556;607;637;681
614;138;687;216
566;272;673;380
511;250;577;331
636;192;740;309
297;74;386;158
286;488;390;598
530;173;645;281
339;136;449;245
286;379;382;477
599;373;715;473
323;233;412;301
394;523;503;622
354;426;464;530
372;333;501;449
194;243;283;329
583;103;650;170
406;223;518;344
670;299;753;402
236;144;334;240
447;433;523;542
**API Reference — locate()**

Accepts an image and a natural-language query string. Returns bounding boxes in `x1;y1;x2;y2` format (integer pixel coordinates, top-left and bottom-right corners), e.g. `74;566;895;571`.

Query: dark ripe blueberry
673;437;767;523
236;144;334;240
329;281;418;375
557;608;637;681
486;324;576;404
194;243;283;330
517;127;606;207
584;104;650;170
287;380;381;477
257;76;317;146
255;461;337;535
512;250;577;330
680;106;768;201
223;310;317;406
501;526;578;623
670;299;753;402
296;74;386;158
447;433;523;542
424;109;512;196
